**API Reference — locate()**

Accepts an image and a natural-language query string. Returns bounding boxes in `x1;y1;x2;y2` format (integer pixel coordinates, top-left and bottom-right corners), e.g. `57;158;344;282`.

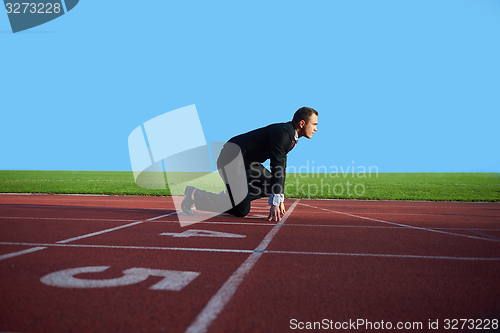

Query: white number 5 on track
40;266;200;291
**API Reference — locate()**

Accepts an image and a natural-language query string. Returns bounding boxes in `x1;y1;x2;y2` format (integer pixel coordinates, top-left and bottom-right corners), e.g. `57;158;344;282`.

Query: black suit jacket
227;121;296;195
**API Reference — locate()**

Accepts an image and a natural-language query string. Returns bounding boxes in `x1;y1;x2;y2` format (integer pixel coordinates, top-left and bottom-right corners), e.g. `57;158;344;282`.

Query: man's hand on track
268;205;282;222
279;202;286;215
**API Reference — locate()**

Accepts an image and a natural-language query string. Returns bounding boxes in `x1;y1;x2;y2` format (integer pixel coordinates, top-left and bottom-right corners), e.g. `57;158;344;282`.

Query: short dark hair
292;107;318;126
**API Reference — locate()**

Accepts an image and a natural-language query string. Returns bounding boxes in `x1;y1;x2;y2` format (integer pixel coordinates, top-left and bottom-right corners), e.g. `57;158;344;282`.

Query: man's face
300;113;318;139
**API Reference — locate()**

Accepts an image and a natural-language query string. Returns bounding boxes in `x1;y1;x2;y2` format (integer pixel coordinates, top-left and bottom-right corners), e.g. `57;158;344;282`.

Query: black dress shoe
181;186;196;215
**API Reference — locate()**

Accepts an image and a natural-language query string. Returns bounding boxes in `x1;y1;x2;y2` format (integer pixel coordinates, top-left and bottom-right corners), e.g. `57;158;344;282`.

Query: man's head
292;107;318;139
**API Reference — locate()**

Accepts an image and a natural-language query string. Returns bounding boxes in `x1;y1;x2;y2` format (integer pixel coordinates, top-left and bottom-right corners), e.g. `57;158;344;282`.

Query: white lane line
2;215;497;231
265;250;500;261
295;200;499;207
0;241;253;253
0;193;170;201
0;246;47;261
299;202;500;243
1;216;138;222
267;211;500;217
56;211;179;244
468;230;500;241
56;221;145;244
1;241;499;261
345;212;500;218
0;215;276;226
185;200;300;333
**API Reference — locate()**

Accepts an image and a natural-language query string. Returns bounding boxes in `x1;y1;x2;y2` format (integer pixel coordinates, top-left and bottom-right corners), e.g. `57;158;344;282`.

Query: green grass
0;170;499;202
285;173;500;202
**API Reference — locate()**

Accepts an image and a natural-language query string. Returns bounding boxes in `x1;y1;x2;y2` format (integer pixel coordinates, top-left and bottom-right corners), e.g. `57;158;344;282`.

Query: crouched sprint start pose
181;107;318;222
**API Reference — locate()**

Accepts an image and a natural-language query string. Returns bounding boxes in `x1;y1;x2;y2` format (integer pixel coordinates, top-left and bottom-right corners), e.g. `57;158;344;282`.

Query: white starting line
1;241;499;261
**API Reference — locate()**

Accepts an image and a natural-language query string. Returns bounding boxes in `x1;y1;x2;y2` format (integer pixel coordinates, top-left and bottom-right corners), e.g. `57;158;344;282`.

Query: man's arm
267;125;293;221
268;127;291;195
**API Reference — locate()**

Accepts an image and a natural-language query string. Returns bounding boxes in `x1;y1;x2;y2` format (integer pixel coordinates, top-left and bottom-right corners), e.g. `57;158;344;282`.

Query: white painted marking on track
0;241;255;253
280;211;500;217
56;221;145;244
0;216;138;222
1;241;499;261
299;202;500;243
40;266;200;290
264;250;500;261
56;211;179;244
0;246;47;261
0;215;275;225
185;200;300;333
160;229;246;238
284;210;500;218
2;215;498;232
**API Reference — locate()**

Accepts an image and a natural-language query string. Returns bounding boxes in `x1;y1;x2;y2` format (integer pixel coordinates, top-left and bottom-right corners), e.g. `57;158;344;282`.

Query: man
181;107;318;221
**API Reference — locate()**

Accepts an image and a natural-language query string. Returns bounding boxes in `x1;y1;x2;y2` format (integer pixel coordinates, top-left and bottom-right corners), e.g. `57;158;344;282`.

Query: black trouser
192;143;271;217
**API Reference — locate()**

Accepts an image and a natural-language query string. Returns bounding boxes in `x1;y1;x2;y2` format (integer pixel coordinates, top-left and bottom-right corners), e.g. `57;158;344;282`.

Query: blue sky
1;0;499;173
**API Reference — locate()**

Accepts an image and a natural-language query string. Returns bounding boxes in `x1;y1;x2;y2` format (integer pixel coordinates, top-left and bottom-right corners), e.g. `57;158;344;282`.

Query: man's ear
299;119;306;128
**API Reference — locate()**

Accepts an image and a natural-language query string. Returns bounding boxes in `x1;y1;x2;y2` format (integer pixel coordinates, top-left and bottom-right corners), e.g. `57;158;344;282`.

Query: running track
0;194;499;332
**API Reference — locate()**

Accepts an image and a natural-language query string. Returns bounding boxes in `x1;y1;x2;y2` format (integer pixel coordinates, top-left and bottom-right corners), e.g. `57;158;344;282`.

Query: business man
181;107;318;222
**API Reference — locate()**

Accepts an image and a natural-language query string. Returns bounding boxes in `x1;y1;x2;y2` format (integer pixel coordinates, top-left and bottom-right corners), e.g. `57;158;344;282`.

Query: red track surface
1;194;499;332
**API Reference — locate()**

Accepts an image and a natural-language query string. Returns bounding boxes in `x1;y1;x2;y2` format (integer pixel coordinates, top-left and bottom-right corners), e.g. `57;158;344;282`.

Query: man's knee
232;209;249;218
231;201;251;217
